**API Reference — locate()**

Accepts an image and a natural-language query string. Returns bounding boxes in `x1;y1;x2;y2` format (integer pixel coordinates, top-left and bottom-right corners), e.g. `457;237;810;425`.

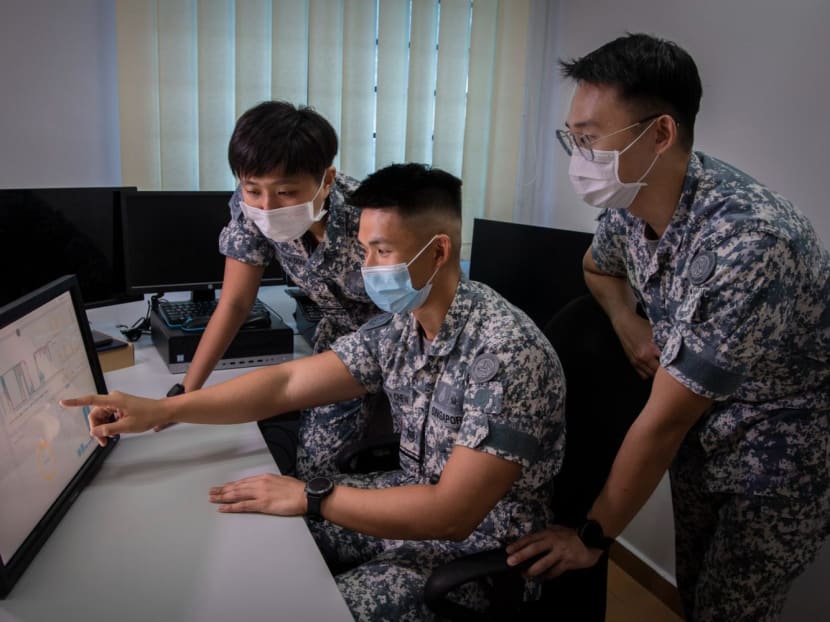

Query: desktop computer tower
150;309;294;373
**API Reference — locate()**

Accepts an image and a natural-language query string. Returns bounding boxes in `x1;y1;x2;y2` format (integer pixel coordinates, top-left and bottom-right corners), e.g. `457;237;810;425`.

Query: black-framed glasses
556;113;663;161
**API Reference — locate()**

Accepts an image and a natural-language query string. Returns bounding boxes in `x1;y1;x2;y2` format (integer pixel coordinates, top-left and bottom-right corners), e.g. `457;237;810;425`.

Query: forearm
167;364;293;425
587;411;687;537
317;447;520;541
583;268;638;327
167;353;366;427
321;483;471;541
587;368;712;537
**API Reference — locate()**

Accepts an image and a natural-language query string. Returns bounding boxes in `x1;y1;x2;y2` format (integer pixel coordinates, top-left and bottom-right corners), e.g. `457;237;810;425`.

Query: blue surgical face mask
361;235;441;314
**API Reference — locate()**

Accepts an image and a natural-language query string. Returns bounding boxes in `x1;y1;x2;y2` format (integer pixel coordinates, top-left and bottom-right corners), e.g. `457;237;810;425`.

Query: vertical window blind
115;0;530;252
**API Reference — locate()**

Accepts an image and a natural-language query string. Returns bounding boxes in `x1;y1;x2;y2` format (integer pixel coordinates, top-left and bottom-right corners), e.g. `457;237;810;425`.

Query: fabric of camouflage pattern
318;278;566;621
592;151;830;620
219;173;382;478
671;435;830;621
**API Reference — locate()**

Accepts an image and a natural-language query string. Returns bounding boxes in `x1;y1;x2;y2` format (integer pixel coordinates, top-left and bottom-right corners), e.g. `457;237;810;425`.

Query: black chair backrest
469;219;593;328
544;294;653;525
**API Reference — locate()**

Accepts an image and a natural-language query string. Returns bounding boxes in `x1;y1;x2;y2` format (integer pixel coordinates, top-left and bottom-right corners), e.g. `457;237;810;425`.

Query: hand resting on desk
209;472;307;516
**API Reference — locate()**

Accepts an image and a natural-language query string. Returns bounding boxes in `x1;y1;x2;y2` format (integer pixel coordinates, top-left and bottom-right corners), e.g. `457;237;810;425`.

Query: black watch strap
305;477;334;520
166;383;185;397
307;493;324;519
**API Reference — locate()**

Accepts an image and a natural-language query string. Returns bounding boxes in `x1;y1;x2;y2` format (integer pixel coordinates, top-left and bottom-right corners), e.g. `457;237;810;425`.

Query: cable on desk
117;295;160;342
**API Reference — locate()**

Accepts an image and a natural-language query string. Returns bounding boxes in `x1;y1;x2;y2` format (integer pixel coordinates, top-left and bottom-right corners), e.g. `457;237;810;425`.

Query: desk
0;287;351;621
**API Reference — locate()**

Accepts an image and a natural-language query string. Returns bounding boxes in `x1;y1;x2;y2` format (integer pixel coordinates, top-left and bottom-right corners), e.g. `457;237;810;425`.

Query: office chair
423;294;653;620
334;392;399;474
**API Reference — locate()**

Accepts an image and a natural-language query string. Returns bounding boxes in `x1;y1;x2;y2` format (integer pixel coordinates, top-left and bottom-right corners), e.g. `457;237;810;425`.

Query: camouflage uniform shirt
331;278;567;543
593;151;830;498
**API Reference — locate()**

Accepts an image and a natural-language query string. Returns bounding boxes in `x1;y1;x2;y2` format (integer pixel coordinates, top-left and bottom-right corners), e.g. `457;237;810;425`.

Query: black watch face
580;520;603;547
307;476;334;496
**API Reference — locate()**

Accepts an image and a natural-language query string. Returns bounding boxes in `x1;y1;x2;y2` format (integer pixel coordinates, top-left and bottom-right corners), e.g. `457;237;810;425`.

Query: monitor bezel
120;190;286;297
0;275;117;598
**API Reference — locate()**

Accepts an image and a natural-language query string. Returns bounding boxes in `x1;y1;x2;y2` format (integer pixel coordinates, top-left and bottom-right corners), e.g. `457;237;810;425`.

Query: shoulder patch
469;353;500;383
361;313;393;331
689;250;717;285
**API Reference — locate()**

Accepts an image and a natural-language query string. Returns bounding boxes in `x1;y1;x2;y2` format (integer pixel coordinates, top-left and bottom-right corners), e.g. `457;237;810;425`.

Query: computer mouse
241;311;271;330
182;315;211;330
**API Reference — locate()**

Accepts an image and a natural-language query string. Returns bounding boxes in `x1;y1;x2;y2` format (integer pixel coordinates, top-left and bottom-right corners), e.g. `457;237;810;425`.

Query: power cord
117;293;163;342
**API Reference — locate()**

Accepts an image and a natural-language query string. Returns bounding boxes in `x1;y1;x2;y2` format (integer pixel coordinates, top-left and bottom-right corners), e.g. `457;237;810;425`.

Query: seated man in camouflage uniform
506;33;830;622
63;164;567;621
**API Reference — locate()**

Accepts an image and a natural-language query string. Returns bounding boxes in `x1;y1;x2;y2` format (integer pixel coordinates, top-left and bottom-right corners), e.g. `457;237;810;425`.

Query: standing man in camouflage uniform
505;34;830;621
172;101;381;478
64;164;566;621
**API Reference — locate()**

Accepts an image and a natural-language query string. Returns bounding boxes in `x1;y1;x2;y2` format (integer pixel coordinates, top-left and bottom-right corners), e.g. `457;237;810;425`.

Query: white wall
0;0;121;188
536;1;830;619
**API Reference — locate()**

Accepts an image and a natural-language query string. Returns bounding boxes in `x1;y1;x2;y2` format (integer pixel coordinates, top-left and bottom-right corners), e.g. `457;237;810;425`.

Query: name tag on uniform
430;381;464;428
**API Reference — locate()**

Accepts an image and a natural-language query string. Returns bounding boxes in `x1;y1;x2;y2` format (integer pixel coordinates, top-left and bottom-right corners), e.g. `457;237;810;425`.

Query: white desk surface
0;286;351;621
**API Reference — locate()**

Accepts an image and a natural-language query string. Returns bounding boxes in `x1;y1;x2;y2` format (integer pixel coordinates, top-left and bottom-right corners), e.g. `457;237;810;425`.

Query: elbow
443;526;472;542
437;515;480;542
446;527;475;542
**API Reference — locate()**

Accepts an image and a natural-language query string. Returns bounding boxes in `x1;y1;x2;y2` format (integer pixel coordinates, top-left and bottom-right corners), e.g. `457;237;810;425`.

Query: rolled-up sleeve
662;230;797;400
591;209;629;277
330;327;384;394
456;343;565;468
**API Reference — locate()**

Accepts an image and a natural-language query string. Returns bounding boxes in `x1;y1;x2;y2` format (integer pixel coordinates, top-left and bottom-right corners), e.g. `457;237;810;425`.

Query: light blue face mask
361;235;441;314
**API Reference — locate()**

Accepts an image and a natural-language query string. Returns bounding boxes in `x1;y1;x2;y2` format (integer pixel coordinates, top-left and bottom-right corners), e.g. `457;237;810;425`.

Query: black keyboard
158;298;271;331
295;295;323;322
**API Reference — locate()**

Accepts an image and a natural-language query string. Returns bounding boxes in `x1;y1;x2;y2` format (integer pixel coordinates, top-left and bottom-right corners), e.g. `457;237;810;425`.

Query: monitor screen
121;191;286;296
0;187;141;309
0;276;116;598
469;218;594;328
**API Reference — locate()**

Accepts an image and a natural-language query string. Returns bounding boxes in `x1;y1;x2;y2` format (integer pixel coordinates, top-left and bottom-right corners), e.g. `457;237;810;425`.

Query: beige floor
606;560;684;622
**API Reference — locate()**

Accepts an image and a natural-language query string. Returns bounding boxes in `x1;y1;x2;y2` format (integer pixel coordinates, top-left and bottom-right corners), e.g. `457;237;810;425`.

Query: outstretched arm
61;351;366;445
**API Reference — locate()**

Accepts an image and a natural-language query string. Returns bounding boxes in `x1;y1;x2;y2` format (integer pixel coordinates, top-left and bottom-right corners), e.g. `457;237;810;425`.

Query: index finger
60;394;110;409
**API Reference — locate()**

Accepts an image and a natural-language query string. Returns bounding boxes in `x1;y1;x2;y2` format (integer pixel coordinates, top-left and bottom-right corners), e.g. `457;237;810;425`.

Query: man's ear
434;234;452;267
319;166;337;203
654;114;678;154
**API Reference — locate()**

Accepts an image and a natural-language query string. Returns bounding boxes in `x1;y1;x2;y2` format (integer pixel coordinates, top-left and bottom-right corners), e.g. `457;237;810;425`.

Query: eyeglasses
556;113;662;161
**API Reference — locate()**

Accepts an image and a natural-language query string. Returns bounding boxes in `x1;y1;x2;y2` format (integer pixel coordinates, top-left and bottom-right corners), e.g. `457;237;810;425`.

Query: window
116;0;530;253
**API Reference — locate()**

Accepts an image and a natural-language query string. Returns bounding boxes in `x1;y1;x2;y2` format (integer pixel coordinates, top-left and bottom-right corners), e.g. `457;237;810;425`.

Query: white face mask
568;120;659;210
240;175;327;242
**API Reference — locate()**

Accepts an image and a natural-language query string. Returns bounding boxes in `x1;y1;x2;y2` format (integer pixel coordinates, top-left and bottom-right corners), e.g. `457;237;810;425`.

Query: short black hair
349;163;462;220
559;33;702;149
228;101;338;179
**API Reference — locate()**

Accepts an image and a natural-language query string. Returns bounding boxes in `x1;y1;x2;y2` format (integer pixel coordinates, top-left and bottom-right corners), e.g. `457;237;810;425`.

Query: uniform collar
416;277;475;358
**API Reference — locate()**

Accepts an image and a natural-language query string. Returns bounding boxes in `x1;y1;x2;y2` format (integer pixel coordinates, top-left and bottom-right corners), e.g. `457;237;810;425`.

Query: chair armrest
424;548;543;621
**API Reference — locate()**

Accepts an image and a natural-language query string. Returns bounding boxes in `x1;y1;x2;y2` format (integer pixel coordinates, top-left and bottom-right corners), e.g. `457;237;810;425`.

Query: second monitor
120;191;293;372
120;190;285;298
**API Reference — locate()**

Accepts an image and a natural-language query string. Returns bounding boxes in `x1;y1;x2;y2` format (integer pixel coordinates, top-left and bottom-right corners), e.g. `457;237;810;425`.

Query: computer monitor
468;218;594;328
120;191;286;300
0;187;141;309
0;275;116;598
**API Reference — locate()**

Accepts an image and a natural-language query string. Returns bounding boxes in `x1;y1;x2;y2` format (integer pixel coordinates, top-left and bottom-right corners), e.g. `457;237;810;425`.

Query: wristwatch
305;476;335;520
577;519;614;552
166;383;185;397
